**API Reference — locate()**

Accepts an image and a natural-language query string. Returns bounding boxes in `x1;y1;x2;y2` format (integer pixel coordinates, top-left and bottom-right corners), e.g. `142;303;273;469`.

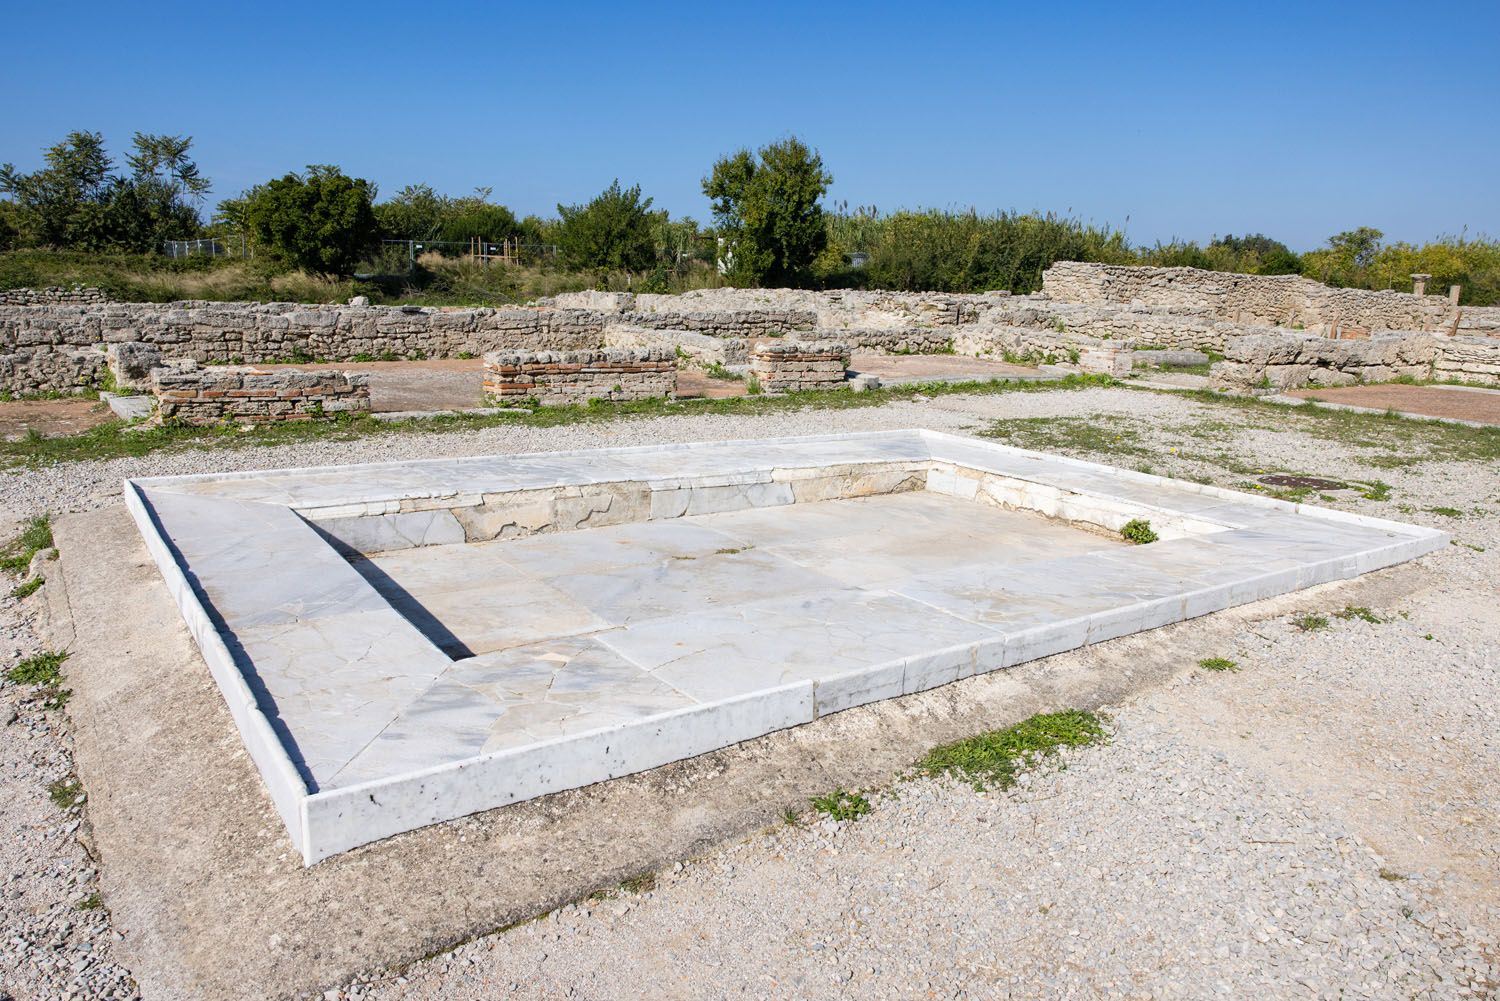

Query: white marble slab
124;429;1449;864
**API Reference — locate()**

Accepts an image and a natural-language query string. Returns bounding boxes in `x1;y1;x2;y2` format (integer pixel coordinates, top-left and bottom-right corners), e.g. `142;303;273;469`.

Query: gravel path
0;384;1495;1000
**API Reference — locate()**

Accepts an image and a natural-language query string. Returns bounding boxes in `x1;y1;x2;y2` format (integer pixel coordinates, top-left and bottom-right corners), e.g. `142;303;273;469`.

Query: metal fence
162;235;250;259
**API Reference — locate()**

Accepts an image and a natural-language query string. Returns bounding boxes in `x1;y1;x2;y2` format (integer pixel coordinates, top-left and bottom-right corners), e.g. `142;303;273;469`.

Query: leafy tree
437;188;521;246
0;131;208;252
1302;227;1384;287
1207;233;1301;275
1;131;114;248
555;180;657;271
704;137;831;287
374;183;447;241
243;165;378;277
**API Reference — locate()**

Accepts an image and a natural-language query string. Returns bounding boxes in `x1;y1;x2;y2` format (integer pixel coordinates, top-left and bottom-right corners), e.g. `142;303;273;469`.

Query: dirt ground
1288;383;1500;425
260;359;486;412
1;386;1495;1000
0;398;115;440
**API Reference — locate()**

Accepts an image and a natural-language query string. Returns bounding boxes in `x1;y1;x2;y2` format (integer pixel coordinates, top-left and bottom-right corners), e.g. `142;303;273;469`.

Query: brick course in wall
483;348;676;406
750;341;850;393
151;361;371;425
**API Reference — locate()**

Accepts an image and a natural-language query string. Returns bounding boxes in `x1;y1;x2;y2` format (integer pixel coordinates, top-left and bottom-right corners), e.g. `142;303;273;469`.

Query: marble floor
124;430;1448;862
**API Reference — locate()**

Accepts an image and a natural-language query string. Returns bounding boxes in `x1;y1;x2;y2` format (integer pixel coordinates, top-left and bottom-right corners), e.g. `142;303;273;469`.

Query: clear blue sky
3;0;1496;251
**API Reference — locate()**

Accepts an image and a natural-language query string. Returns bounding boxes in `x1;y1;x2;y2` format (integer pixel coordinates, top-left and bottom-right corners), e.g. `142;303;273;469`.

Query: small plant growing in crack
810;789;871;822
1120;518;1158;545
1293;613;1330;632
1334;605;1384;624
48;776;84;810
1199;657;1239;672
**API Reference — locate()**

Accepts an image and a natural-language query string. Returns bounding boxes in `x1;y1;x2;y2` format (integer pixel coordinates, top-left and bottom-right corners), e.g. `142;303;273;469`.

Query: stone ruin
2;264;1498;420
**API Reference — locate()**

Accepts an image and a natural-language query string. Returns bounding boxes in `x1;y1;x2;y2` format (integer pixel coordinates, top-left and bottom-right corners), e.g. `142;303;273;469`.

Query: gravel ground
0;384;1495;1001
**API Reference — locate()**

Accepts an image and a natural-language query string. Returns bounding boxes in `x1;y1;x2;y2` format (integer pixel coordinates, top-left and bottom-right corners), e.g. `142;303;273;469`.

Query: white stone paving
123;430;1448;863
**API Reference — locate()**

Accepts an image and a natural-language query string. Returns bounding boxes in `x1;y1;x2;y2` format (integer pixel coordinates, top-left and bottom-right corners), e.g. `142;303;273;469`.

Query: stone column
1410;273;1431;296
1449;285;1462;305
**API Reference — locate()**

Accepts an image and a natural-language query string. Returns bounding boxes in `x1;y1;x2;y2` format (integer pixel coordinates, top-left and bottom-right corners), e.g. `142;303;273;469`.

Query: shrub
243;165;379;277
555;180;657;273
1120;518;1158;544
704;136;831;287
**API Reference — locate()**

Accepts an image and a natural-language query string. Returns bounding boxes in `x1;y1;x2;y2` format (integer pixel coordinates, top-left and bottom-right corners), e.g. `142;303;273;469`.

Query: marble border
123;430;1449;863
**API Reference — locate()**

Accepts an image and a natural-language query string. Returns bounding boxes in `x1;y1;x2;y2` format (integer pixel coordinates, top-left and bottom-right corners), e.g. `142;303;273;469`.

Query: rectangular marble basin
124;430;1447;863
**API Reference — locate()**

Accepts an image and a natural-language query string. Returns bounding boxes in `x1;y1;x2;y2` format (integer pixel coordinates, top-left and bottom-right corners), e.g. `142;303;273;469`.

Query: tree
703;136;831;287
243;165;378;277
555;180;657;272
0;131;209;251
0;131;114;248
1302;227;1384;287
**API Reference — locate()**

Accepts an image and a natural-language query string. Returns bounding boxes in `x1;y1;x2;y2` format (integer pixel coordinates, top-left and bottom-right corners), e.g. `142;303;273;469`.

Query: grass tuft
0;516;53;575
810;789;871;822
1293;613;1330;632
9;577;44;599
1198;656;1239;672
48;776;84;810
7;649;68;685
1334;605;1385;624
917;710;1107;790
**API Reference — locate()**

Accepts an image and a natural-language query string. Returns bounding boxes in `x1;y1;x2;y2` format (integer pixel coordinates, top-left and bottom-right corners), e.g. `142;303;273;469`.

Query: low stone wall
977;298;1298;353
800;327;956;354
750;341;849;393
0;286;112;306
483;348;676;406
0;301;605;367
0;343;107;395
1433;337;1500;385
151;361;371;425
1042;261;1455;333
544;288;1011;330
1207;332;1450;391
601;324;747;367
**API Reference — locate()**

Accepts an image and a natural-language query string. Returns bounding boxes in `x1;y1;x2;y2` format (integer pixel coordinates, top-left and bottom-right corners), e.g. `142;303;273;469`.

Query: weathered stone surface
1041;261;1455;333
482;348;676;406
750;341;850;393
150;360;371;425
107;340;163;390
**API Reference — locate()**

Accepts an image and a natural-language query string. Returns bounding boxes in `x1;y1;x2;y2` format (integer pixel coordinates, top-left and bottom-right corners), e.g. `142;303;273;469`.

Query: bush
243;165;378;277
704;136;831;287
555;180;657;273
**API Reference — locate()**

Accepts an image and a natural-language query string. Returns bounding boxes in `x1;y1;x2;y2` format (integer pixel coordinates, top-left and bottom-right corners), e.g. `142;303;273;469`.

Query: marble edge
120;480;312;858
124;428;933;490
916;429;1451;542
299;680;818;864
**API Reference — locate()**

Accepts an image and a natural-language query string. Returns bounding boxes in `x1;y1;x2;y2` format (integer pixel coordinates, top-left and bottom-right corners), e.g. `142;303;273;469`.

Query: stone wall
1206;332;1500;391
1432;337;1500;385
799;327;956;354
601;325;747;367
750;341;849;393
151;361;371;425
544;288;1010;331
1042;261;1455;333
0;343;107;395
483;348;676;406
0;286;112;306
0;300;605;366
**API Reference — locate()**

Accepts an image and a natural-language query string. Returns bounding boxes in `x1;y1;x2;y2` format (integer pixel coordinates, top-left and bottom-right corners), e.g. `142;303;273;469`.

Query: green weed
1120;518;1158;544
917;710;1107;790
810;789;872;822
1198;657;1239;672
